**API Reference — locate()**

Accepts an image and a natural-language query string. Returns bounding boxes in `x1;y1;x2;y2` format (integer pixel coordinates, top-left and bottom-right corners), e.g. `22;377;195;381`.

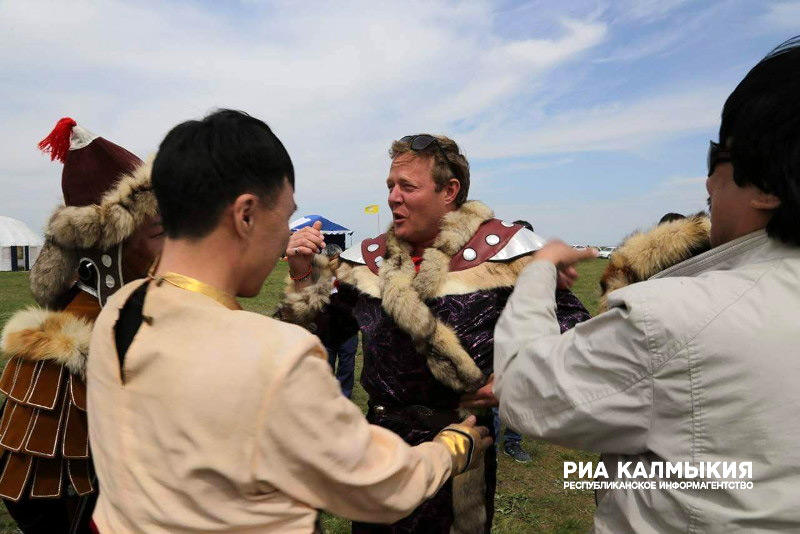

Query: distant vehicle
572;244;587;250
597;246;615;259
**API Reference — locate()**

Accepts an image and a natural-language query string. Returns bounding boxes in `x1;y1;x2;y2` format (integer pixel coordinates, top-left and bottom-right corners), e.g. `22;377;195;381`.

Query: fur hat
30;119;158;306
38;117;143;208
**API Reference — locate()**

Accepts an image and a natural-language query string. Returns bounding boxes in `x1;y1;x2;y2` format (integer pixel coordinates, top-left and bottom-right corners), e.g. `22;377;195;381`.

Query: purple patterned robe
320;280;590;533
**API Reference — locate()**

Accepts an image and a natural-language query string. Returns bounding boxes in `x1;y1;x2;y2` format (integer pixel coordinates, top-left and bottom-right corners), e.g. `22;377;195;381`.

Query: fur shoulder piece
438;254;535;297
434;200;494;255
0;308;93;377
599;214;711;311
46;157;157;251
277;255;335;328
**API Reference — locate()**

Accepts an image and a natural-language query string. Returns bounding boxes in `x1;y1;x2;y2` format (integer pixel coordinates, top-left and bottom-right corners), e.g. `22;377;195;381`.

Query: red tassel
38;117;77;163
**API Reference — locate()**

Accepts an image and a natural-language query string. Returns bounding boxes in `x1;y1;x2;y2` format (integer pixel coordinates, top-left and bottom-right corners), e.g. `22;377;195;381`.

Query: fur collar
378;201;493;392
599;214;711;311
0;308;93;377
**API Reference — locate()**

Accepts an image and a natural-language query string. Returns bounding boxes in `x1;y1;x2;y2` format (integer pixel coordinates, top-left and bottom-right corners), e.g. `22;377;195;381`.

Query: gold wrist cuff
434;427;475;475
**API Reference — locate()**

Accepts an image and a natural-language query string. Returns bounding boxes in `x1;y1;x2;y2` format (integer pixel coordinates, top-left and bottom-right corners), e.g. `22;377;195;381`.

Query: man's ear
751;190;781;211
231;193;259;238
443;178;461;205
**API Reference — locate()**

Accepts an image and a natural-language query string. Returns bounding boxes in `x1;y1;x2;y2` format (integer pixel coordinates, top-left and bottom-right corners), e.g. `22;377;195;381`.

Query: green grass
0;258;609;534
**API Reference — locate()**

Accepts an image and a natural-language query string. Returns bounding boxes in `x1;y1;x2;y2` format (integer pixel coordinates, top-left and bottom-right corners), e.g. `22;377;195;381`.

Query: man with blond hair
281;133;590;532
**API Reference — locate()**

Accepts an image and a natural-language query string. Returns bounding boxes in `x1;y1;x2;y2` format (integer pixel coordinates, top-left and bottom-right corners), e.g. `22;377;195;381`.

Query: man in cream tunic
493;38;800;532
87;110;489;533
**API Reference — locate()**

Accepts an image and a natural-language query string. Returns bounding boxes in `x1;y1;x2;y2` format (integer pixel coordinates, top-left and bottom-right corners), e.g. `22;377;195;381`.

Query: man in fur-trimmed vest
279;134;590;533
0;117;163;534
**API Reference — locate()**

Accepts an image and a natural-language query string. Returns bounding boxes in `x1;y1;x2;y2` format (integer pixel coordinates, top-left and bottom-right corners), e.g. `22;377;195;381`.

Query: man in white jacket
493;36;800;533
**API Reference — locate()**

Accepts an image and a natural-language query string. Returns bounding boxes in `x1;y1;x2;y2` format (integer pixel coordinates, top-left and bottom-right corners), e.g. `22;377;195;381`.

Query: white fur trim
69;125;98;150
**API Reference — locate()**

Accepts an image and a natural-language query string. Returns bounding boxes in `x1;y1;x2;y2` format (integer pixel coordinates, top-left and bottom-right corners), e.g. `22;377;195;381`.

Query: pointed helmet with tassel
31;117;158;308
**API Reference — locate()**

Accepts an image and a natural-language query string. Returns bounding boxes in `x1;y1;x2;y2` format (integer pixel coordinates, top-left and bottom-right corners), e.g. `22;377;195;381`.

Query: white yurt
0;216;44;271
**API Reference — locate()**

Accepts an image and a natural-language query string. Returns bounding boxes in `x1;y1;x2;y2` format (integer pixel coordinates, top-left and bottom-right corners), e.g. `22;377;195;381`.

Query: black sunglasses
400;134;461;178
707;141;731;176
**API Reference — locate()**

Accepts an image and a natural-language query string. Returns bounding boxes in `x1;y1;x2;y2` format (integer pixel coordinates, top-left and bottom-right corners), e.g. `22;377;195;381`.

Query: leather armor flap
3;359;38;404
449;219;520;272
26;361;65;410
30;456;63;498
67;459;95;495
24;388;68;458
0;403;35;451
0;452;33;501
0;358;21;396
70;375;87;412
62;400;90;459
361;234;388;275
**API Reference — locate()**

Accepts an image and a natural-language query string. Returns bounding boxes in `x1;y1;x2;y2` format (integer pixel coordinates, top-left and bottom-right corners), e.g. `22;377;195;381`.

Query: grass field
0;258;609;533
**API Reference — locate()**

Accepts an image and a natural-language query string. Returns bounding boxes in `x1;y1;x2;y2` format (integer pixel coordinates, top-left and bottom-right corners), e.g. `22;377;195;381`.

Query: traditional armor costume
0;117;156;533
280;200;590;533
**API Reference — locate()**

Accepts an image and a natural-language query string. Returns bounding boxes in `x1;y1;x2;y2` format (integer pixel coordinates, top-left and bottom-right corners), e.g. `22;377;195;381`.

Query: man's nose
388;186;402;205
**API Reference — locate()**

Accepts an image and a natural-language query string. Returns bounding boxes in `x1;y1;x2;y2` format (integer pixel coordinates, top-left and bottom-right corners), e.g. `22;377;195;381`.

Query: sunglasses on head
707;141;731;176
400;134;461;178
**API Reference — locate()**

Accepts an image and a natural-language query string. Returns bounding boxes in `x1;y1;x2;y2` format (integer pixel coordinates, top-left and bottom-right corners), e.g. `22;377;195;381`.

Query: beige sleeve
494;260;654;454
253;343;453;524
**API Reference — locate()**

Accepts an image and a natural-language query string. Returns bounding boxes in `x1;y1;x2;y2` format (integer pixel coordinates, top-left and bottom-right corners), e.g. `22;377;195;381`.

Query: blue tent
290;215;353;249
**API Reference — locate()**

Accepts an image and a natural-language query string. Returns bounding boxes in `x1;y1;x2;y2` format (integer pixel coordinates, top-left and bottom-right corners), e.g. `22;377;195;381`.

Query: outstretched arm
256;344;491;524
494;242;653;453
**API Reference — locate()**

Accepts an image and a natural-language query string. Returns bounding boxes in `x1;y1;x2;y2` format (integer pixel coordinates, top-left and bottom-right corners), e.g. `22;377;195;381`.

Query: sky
0;0;797;246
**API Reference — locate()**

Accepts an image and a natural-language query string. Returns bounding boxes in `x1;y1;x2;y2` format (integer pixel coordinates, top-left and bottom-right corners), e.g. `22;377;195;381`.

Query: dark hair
389;135;470;207
719;35;800;245
513;219;534;231
658;212;685;225
152;109;294;239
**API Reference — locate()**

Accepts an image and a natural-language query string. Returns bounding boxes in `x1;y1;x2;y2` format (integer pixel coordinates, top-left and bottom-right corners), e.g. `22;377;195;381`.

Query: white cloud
760;2;800;30
596;2;725;63
460;86;727;160
501;19;607;65
615;0;692;22
491;173;708;245
0;0;611;237
661;175;706;187
0;0;769;246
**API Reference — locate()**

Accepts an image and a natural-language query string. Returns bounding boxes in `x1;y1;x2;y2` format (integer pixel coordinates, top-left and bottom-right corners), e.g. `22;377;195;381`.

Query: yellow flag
364;204;380;214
